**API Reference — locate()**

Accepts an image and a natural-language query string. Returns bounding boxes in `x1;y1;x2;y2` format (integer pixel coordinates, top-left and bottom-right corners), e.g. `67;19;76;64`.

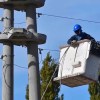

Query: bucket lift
54;39;100;87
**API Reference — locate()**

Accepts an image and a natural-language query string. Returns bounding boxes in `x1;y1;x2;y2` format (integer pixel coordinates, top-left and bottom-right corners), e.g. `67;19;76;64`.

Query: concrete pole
26;6;40;100
2;6;14;100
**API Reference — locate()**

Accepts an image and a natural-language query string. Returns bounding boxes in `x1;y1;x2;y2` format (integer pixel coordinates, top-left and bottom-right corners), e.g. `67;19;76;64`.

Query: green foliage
88;82;100;100
40;52;60;100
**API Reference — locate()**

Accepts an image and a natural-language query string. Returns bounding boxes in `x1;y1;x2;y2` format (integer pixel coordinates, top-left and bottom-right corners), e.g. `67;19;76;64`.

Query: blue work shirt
67;32;95;44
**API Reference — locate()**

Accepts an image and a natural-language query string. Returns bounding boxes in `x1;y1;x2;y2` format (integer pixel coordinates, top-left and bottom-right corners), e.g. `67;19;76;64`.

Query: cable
38;48;43;64
39;53;43;64
41;63;59;100
0;57;28;69
37;13;100;24
0;48;60;70
1;13;100;25
1;58;13;88
38;48;59;63
42;48;59;52
58;46;70;98
41;46;70;100
59;47;69;91
3;60;11;88
0;46;68;100
14;64;28;69
0;57;28;89
41;47;69;100
14;22;26;25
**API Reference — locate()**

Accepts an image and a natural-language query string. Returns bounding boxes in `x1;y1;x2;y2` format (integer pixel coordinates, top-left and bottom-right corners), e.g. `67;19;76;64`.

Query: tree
25;52;60;100
88;82;100;100
40;52;60;100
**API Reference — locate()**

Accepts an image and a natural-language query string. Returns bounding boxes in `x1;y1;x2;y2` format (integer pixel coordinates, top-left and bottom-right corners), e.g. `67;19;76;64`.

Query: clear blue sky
0;0;100;100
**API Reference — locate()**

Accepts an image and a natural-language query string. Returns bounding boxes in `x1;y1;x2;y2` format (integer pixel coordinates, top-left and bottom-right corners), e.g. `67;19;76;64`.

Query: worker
67;24;95;45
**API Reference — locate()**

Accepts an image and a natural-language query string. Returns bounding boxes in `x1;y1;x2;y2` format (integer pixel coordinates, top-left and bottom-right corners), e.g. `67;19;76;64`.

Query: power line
38;48;60;65
38;48;60;52
37;13;100;24
1;13;100;25
0;48;59;70
15;12;100;24
41;46;70;100
0;48;59;69
14;64;28;69
14;22;26;25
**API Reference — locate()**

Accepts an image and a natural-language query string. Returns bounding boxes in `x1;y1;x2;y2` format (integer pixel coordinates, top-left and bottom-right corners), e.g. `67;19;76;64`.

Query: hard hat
73;24;82;32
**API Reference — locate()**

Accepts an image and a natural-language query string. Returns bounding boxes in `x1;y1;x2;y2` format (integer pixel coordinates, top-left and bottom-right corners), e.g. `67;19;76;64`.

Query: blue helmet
73;24;82;32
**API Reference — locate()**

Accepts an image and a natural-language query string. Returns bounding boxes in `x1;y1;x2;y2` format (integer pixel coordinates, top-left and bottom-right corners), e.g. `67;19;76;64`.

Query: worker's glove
71;40;78;47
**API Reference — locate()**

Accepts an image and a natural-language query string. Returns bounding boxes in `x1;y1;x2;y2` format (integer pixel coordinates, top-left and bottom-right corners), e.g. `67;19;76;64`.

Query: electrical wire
0;48;59;70
15;12;100;24
1;12;100;25
14;64;28;69
39;52;43;64
14;13;100;24
37;13;100;24
59;47;70;92
41;63;59;100
1;58;13;88
14;22;26;25
3;60;11;88
0;58;28;69
41;46;70;100
0;57;28;89
40;48;59;52
38;48;60;65
0;46;67;100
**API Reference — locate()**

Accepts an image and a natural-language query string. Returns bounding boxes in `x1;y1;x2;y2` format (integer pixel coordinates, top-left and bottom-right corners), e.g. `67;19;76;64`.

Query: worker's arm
67;35;77;44
84;33;95;42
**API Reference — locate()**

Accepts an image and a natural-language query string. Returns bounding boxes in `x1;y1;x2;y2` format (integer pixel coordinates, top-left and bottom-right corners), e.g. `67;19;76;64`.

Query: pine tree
25;52;60;100
88;82;100;100
40;52;60;100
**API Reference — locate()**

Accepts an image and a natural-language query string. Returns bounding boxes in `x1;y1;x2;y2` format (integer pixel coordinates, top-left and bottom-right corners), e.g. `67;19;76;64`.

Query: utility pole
26;6;40;100
0;0;46;100
2;5;14;100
